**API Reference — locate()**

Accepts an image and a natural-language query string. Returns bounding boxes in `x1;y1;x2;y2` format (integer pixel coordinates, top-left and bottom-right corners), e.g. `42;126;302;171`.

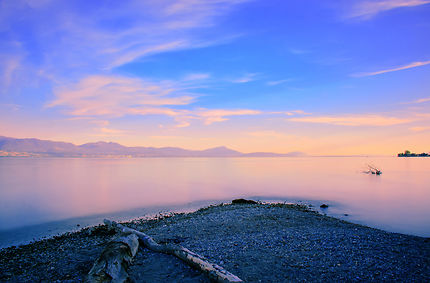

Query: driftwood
104;219;243;283
87;232;139;283
365;164;382;175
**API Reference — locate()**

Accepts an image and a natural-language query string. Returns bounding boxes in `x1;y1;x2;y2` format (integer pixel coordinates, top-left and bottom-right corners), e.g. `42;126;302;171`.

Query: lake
0;157;429;248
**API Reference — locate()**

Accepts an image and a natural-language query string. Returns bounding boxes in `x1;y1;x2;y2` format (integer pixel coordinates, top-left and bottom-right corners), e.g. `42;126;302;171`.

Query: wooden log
104;219;243;283
86;232;139;283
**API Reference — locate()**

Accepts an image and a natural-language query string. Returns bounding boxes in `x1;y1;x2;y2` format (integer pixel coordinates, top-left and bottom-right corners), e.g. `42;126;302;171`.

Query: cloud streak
197;109;261;125
267;79;293;86
411;97;430;104
347;0;430;19
284;110;310;116
351;60;430;77
289;114;412;126
409;126;430;132
231;73;259;83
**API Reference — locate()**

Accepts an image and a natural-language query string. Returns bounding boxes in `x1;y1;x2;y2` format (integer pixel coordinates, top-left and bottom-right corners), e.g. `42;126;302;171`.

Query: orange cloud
410;126;430;132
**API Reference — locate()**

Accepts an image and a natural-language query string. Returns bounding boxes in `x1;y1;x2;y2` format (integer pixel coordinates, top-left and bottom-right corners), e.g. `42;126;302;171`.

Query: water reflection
0;157;429;239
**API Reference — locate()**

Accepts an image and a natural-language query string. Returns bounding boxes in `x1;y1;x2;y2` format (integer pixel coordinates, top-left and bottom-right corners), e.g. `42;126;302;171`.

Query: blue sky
1;0;430;155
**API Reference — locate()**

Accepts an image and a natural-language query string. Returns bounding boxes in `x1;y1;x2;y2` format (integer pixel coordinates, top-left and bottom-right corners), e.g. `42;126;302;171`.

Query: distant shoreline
398;154;429;157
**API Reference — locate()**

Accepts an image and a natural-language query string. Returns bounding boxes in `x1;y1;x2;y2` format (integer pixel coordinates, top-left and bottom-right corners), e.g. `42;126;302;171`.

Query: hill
0;136;305;158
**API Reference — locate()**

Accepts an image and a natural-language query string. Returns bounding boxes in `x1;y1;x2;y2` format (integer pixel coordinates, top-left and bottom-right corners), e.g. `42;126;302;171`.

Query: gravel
1;202;429;282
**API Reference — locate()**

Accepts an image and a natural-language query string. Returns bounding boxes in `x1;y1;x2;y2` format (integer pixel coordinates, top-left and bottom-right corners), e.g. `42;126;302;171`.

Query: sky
1;0;429;155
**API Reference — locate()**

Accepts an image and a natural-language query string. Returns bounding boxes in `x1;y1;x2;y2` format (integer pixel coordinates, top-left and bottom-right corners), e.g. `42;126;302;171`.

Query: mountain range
0;136;305;157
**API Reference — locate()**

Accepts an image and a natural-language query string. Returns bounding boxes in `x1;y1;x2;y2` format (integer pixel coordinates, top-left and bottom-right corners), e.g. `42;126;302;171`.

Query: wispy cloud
267;79;293;86
284;110;311;116
47;75;196;118
347;0;430;19
0;39;26;93
351;60;430;77
289;114;412;126
0;0;250;85
197;109;261;125
409;126;430;132
410;96;430;104
107;41;189;69
183;73;211;81
47;74;260;127
1;57;20;89
231;73;259;83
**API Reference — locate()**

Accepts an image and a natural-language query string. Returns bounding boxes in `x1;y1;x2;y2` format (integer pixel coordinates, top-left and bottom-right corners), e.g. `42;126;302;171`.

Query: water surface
0;157;429;248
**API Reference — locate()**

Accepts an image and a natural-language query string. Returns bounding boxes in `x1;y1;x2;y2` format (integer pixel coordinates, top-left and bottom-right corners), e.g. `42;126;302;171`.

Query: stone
232;199;258;204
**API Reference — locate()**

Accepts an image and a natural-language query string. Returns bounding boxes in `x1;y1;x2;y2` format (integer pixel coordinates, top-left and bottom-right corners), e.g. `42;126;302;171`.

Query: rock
320;204;329;209
232;199;258;204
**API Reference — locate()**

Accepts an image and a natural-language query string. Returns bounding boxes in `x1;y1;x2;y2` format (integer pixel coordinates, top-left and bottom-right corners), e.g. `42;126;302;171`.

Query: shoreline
0;198;347;250
1;196;427;251
1;202;429;282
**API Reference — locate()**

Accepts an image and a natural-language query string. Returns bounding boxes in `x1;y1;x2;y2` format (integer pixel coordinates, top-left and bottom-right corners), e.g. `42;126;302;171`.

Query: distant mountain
198;146;242;157
78;142;128;154
0;136;78;156
0;136;306;157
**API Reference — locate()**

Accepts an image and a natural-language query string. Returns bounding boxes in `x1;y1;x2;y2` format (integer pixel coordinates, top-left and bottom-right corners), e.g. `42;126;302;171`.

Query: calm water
0;157;429;248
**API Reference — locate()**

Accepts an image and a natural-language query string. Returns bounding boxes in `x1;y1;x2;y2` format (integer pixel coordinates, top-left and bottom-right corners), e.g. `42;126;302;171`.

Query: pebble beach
1;202;429;282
